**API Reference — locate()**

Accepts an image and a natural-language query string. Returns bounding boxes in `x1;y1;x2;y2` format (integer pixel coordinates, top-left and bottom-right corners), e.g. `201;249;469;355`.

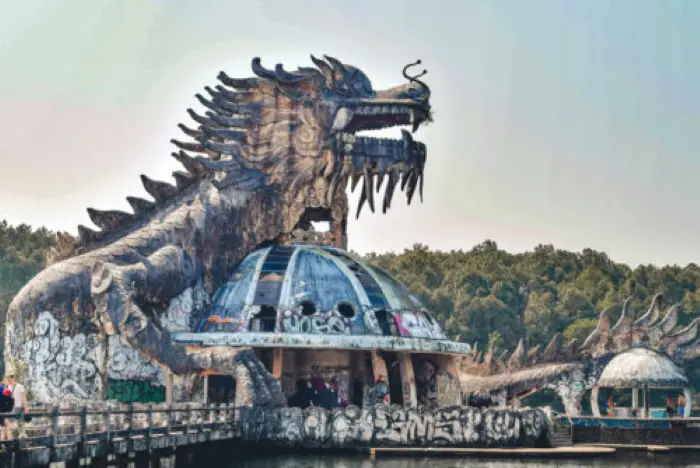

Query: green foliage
0;220;56;354
563;318;599;343
365;241;700;350
365;241;700;393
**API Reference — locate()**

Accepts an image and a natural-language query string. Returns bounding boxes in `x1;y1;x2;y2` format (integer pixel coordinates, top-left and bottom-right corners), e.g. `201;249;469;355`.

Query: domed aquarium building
171;243;471;409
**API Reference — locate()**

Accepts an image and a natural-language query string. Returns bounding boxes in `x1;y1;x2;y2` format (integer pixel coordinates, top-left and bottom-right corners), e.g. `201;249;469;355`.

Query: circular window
337;302;356;319
299;300;316;316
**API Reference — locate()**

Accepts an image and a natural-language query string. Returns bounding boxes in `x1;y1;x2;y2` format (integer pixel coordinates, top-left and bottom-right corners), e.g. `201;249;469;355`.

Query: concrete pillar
684;388;692;418
397;353;417;407
632;388;639;410
371;349;389;403
272;348;284;379
165;372;174;404
644;385;650;418
591;386;601;417
433;354;462;406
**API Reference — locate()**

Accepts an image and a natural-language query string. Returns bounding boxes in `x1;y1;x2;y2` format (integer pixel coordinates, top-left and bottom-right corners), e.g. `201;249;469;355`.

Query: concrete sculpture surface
4;55;432;407
459;293;700;415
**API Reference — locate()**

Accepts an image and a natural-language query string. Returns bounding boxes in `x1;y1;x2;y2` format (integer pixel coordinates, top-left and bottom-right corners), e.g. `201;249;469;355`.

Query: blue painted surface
569;417;672;429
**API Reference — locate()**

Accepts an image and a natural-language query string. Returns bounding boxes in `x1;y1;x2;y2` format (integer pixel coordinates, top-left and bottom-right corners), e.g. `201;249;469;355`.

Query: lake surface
235;453;700;467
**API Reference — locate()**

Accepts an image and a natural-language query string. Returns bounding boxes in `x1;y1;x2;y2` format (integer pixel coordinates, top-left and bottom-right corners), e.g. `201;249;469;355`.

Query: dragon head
49;55;432;262
172;54;432;246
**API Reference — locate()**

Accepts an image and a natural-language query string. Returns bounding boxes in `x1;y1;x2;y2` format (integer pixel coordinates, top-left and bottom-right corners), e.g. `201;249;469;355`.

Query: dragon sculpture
10;53;694;419
459;293;700;415
4;55;432;406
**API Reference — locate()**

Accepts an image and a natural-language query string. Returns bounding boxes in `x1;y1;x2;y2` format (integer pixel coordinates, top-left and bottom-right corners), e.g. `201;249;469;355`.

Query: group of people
604;392;687;418
0;373;28;440
666;392;686;417
288;377;348;409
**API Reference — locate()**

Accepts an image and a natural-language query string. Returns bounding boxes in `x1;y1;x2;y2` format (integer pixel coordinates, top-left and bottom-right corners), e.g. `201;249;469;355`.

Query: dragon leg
90;245;285;407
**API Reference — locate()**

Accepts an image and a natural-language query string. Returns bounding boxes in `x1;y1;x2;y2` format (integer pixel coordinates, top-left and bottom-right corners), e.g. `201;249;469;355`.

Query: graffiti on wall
199;316;245;333
280;308;352;335
544;366;598;417
161;281;210;332
105;379;166;403
108;336;164;385
239;404;548;448
12;282;211;404
394;311;446;339
19;311;103;402
363;379;390;408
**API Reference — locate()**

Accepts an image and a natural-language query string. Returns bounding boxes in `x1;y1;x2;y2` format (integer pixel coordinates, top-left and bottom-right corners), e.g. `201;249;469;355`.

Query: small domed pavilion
171;243;471;409
591;347;691;418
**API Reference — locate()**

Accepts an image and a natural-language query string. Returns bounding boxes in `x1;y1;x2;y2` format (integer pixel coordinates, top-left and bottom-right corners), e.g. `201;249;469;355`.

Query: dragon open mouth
329;102;429;219
333;103;429;134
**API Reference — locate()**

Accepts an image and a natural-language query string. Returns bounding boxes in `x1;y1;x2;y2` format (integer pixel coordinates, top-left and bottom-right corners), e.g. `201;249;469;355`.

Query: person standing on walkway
4;373;27;439
677;392;686;417
666;394;676;417
0;383;13;440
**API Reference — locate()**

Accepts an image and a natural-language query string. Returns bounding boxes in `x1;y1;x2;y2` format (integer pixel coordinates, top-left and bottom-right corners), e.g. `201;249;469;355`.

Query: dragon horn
324;55;347;73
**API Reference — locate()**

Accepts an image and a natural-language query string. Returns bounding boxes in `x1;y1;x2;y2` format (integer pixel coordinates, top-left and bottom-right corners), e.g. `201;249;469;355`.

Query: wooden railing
0;403;241;467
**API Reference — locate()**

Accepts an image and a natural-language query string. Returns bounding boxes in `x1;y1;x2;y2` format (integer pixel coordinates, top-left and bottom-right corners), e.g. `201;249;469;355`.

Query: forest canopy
2;220;700;391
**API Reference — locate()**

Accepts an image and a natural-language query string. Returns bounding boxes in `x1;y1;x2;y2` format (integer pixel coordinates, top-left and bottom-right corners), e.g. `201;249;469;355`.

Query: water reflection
236;454;700;468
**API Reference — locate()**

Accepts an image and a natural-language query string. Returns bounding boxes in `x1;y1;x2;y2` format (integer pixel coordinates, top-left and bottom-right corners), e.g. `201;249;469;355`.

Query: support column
371;349;389;404
433;354;462;406
165;371;174;404
591;386;601;417
397;353;417;407
272;348;284;379
684;388;692;418
644;385;650;418
203;375;209;404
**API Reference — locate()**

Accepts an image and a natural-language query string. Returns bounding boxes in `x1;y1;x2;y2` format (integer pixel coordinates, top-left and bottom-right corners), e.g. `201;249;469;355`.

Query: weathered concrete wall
239;404;549;448
5;281;210;403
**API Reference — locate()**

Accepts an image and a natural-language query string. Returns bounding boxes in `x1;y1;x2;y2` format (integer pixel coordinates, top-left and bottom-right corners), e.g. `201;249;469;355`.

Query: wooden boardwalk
0;404;241;467
368;446;617;459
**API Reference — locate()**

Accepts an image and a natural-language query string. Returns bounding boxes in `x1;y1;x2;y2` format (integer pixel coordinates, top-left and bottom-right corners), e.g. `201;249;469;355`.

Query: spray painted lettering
239;404;548;448
280;308;351;334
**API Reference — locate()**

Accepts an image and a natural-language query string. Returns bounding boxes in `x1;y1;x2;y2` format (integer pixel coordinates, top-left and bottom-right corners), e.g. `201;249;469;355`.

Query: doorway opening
375;309;393;336
207;375;236;404
382;352;404;406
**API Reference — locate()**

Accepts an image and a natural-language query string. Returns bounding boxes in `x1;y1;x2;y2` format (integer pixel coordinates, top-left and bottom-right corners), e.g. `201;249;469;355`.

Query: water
235;453;700;467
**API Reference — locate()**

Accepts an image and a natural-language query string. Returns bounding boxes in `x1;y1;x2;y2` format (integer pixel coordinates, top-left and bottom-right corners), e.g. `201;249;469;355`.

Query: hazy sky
1;0;698;267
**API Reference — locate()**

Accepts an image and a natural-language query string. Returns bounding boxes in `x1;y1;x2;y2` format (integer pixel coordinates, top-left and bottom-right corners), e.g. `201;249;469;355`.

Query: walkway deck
0;403;239;467
578;443;700;453
368;446;617;459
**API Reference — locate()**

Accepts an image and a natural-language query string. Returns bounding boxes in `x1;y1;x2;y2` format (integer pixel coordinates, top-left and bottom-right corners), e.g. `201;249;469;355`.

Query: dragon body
5;55;432;405
459;293;700;415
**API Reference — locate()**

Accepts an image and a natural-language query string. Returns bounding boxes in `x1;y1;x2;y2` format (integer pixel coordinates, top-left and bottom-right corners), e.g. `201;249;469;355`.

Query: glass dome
198;244;446;340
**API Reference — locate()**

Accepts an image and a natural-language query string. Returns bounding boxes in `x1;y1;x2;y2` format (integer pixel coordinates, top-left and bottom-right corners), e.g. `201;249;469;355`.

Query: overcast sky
1;0;698;267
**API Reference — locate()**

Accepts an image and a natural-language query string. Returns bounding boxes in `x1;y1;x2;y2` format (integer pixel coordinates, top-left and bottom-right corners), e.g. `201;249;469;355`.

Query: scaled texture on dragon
5;55;432;405
459;293;700;415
